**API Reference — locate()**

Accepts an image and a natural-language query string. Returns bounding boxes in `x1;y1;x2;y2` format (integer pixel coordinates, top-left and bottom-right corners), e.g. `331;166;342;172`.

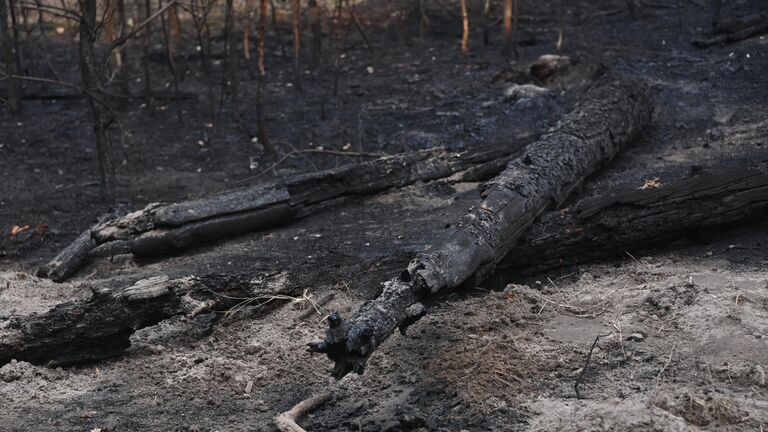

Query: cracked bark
8;161;768;367
38;142;531;281
0;273;279;366
692;11;768;48
308;73;653;378
501;162;768;273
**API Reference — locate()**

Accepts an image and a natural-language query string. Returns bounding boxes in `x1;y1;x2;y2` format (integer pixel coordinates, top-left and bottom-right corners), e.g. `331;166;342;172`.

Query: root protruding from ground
274;393;333;432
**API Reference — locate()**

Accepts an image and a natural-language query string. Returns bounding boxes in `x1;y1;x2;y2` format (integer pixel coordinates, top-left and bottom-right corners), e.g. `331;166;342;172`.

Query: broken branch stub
309;74;653;379
36;213;112;282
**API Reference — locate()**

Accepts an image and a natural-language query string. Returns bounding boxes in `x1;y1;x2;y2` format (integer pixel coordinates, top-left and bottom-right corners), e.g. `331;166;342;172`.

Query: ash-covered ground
1;0;767;430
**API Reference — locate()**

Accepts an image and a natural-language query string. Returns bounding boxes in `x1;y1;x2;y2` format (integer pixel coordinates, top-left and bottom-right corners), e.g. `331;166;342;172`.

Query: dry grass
210;288;325;321
652;391;749;427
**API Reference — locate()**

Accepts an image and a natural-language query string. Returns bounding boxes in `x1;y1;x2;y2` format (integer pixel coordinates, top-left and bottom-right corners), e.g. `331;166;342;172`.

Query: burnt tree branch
308;73;653;378
38;142;531;281
501;162;768;272
0;273;280;366
9;160;768;367
691;11;768;48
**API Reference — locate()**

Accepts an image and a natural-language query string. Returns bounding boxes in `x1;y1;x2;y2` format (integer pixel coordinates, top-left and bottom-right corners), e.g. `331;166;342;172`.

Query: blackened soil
1;0;768;430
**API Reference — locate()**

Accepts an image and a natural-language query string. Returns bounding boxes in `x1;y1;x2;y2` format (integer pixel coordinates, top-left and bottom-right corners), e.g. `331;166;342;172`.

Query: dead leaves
10;225;29;237
2;223;48;244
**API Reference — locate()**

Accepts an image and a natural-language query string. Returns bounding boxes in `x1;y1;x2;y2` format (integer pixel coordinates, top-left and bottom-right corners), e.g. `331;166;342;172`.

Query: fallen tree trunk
7;162;768;367
714;11;768;34
500;162;768;272
39;142;531;281
309;73;653;378
692;11;768;48
95;144;531;242
0;273;280;366
90;202;294;256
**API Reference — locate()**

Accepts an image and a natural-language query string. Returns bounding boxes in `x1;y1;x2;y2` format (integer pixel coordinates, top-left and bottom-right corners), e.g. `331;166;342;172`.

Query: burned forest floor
2;0;768;430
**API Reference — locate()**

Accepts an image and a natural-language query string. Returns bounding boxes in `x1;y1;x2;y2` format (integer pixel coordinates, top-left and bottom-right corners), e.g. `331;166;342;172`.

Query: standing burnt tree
0;0;22;113
159;0;183;122
291;0;302;91
255;0;270;150
103;0;130;105
503;0;519;57
460;0;469;55
308;0;323;70
78;0;117;202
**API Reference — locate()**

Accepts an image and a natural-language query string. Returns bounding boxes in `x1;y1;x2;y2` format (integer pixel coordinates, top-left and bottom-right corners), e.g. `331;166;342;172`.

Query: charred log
11;162;768;368
0;273;279;366
502;163;768;272
40;142;530;281
308;74;653;378
37;228;95;282
692;11;768;48
37;213;111;282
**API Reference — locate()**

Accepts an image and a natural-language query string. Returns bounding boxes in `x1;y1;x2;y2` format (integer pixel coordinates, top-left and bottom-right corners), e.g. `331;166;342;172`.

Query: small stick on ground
655;343;677;388
275;393;332;432
574;332;612;400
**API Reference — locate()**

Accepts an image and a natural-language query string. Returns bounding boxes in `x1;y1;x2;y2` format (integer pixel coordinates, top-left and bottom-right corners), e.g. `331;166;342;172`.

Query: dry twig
574;332;612;399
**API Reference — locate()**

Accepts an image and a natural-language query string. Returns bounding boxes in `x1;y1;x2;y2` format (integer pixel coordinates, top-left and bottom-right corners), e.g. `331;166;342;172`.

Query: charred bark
92;202;294;256
692;11;768;48
308;74;653;378
40;143;531;281
0;273;278;366
38;228;96;282
14;161;768;368
501;163;768;272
